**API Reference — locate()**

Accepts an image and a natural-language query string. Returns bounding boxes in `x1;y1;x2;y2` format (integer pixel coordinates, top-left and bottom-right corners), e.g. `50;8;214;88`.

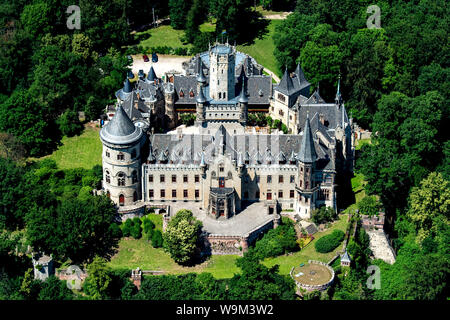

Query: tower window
131;149;136;159
117;153;124;161
106;150;110;158
118;172;126;186
290;175;295;183
105;170;110;184
223;92;226;99
219;92;222;99
132;170;138;183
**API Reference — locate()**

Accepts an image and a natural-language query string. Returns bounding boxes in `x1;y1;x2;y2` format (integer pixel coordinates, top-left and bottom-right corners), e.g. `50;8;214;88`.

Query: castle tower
163;82;176;129
209;43;235;101
100;105;145;206
196;59;207;126
238;75;248;125
295;114;317;218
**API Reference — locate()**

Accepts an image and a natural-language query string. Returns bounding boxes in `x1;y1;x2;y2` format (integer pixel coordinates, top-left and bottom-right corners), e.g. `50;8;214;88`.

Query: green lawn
109;213;348;279
134;25;192;49
262;214;348;275
355;138;372;151
33;126;102;170
237;20;282;77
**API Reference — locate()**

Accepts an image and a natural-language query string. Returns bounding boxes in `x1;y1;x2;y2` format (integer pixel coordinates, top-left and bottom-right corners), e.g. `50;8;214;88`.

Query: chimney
319;113;325;125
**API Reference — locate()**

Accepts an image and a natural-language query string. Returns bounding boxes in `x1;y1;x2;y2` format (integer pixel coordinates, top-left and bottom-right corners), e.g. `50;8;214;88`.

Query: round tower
100;105;145;207
209;43;235;101
163;82;176;129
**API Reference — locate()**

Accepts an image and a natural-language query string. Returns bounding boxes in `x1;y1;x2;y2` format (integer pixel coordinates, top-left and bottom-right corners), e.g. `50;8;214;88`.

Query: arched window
133;191;138;202
118;172;126;186
119;194;125;206
223;92;226;99
132;170;138;183
219;92;222;99
117;153;124;161
105;170;111;184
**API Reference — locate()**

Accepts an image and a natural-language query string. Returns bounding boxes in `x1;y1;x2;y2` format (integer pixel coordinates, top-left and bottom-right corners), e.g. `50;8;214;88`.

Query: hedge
314;230;345;253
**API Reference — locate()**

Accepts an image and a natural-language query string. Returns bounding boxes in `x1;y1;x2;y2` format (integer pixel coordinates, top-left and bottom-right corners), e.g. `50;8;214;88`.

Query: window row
148;174;200;183
148;189;200;198
243;190;295;200
105;171;138;186
105;149;137;160
254;175;295;184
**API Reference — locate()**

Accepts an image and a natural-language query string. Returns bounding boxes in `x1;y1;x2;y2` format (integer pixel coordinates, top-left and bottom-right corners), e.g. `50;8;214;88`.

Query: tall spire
196;59;206;83
335;74;343;106
238;74;248;103
297;113;317;163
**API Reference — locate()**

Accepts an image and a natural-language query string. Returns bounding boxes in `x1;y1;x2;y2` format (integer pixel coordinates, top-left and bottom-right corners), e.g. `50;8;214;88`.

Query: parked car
143;54;149;62
152;53;158;63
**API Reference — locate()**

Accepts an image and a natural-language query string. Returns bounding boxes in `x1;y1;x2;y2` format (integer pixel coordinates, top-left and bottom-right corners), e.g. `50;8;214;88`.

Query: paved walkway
169;202;274;237
131;54;190;78
366;229;396;264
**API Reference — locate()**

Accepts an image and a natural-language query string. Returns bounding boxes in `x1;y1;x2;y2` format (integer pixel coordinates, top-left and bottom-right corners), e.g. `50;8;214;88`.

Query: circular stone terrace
291;260;335;291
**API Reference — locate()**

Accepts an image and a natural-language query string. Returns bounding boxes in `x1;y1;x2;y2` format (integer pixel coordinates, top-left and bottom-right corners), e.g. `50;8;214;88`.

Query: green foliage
57;109;83;138
151;230;164;248
163;209;203;265
227;252;296;300
38;276;73;300
314;230;345;253
249;220;298;259
179;113;196;126
357;196;380;217
169;0;193;29
83;256;112;300
312;205;338;225
26;194;121;264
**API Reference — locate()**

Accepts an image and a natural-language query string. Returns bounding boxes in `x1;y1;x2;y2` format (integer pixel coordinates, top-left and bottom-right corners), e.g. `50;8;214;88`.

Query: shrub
250;220;298;259
151;230;163;248
130;217;142;239
121;219;133;237
314;230;345;253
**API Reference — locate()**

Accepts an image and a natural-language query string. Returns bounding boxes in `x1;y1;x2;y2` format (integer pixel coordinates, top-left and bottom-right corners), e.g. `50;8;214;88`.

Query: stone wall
290;260;335;292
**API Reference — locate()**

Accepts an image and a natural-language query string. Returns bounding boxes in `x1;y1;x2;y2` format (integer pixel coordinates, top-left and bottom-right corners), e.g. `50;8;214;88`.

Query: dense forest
0;0;449;300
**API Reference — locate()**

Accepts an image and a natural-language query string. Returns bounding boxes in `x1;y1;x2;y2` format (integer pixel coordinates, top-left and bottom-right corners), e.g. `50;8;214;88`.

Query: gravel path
130;54;191;78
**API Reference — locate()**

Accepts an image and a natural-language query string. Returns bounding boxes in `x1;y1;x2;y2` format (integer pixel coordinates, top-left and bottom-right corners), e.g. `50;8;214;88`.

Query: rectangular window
290;190;295;198
160;175;165;183
279;175;284;183
172;175;176;183
267;175;272;183
195;189;199;198
219;166;224;172
195;175;199;183
172;189;177;198
149;175;153;183
183;175;188;183
160;189;165;198
183;190;188;198
106;150;110;158
267;192;272;200
278;191;283;198
149;189;154;198
290;175;295;183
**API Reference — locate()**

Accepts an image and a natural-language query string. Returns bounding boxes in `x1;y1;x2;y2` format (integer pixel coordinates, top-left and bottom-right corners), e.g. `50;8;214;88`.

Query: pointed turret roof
295;62;308;84
237;152;244;167
196;59;206;83
238;75;248;103
157;149;168;163
99;104;143;145
127;70;134;79
147;147;156;162
200;152;206;167
276;151;286;163
341;250;351;263
147;66;157;81
123;78;132;93
196;86;206;103
289;150;297;163
254;151;263;164
297;113;317;163
277;68;295;95
335;74;343;105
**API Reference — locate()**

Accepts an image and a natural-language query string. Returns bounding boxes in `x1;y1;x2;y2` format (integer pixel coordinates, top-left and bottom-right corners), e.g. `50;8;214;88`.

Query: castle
99;43;354;252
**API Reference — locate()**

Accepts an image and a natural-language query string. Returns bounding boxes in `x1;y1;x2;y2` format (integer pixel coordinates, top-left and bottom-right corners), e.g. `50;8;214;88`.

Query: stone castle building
100;43;354;251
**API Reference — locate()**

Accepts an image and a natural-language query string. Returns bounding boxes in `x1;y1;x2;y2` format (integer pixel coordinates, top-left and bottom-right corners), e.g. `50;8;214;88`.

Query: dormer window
189;89;194;97
179;90;184;97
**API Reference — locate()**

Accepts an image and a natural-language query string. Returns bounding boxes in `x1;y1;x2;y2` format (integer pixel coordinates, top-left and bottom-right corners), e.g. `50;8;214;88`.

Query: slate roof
115;78;134;100
275;64;310;97
297;114;318;163
100;105;144;145
148;127;333;170
147;66;157;81
341;250;351;263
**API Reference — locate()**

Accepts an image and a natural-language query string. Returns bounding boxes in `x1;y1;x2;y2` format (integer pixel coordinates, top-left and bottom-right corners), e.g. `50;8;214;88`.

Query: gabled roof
297;114;317;163
100;104;143;145
306;86;325;104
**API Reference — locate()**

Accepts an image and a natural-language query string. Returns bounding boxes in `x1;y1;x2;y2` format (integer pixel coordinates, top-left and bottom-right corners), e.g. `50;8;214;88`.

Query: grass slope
134;25;191;49
33;126;102;170
237;20;282;77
